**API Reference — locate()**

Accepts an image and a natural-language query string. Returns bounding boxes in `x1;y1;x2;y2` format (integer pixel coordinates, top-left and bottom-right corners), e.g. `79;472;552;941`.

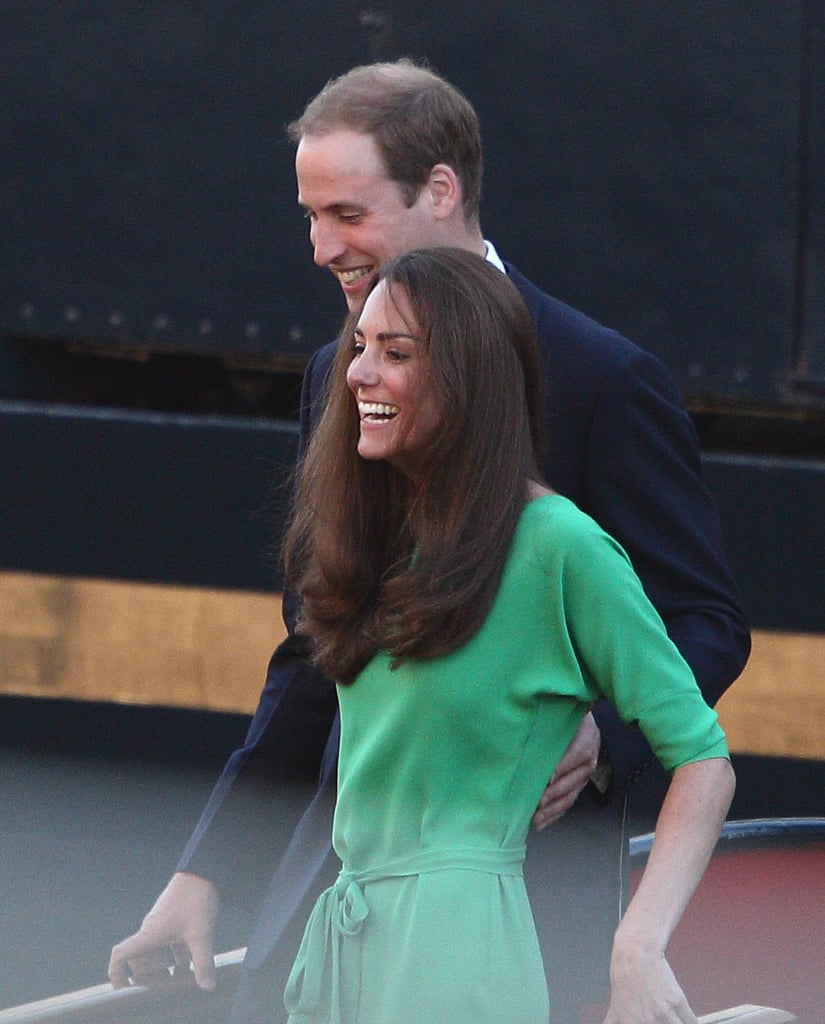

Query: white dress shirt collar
484;240;506;274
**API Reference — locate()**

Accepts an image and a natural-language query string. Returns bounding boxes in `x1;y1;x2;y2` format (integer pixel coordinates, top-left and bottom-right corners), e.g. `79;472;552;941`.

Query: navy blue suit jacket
178;260;750;931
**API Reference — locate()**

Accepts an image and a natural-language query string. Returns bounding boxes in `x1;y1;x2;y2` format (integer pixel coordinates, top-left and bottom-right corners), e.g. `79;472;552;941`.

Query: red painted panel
583;843;825;1022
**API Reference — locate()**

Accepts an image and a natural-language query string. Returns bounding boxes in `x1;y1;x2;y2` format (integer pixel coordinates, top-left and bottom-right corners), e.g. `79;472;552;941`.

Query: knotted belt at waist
284;845;526;1023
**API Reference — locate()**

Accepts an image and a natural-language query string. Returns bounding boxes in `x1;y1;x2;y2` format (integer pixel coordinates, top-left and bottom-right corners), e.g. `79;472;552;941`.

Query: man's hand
108;872;219;991
532;712;601;831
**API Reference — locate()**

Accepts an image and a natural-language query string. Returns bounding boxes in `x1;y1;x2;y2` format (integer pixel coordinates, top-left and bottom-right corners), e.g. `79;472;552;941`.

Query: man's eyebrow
298;200;365;214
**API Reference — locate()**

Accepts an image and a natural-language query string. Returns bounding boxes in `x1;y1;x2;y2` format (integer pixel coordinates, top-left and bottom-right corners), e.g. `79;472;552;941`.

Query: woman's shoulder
518;492;629;569
520;491;599;535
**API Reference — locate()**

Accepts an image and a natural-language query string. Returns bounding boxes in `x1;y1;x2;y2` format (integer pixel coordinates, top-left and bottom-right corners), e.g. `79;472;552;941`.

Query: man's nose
310;218;345;267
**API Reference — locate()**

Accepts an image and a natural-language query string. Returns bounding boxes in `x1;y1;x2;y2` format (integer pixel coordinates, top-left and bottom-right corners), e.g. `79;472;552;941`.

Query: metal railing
0;948;244;1024
3;818;821;1024
628;815;825;860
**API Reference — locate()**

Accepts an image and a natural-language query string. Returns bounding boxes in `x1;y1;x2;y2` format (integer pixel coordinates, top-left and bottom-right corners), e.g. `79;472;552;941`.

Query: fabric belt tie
284;845;525;1023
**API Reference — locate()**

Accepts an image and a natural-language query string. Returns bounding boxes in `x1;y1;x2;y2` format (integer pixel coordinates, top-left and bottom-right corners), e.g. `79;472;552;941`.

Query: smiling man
295;128;483;310
110;60;749;1024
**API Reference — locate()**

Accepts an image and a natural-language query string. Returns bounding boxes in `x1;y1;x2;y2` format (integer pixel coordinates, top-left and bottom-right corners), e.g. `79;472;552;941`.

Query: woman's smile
346;281;442;477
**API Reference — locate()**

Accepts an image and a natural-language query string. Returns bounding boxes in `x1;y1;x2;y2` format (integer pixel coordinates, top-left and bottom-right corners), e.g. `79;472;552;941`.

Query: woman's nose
347;348;380;390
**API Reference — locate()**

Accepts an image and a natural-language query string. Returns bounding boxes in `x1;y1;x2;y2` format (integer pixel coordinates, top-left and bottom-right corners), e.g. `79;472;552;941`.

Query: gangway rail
0;948;244;1024
0;992;799;1024
2;818;821;1024
628;815;825;858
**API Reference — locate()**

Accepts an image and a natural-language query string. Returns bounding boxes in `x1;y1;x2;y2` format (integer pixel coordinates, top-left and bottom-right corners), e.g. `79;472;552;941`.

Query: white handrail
0;948;245;1023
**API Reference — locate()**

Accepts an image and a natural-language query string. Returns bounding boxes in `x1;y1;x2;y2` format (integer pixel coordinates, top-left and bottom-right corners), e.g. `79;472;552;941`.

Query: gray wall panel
0;3;809;408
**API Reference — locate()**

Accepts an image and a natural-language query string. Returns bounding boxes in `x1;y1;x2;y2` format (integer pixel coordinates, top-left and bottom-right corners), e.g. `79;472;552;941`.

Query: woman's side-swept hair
287;59;482;225
284;247;543;683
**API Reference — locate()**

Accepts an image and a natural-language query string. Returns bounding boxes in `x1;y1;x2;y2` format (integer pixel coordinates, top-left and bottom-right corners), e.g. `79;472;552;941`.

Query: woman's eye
351;341;365;357
387;349;409;362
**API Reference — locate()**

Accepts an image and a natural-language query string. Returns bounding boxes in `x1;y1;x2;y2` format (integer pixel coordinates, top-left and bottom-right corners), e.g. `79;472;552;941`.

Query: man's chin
341;276;376;310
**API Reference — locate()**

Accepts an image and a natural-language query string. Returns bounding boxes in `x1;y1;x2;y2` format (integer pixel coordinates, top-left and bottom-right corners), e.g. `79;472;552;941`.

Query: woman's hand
602;939;697;1024
601;757;734;1023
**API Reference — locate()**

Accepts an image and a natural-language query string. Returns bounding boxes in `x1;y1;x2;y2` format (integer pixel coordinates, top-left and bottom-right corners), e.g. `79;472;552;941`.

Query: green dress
285;494;728;1024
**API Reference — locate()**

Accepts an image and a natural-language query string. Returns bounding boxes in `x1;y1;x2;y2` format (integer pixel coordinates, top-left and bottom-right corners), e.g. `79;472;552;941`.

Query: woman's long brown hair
283;247;543;683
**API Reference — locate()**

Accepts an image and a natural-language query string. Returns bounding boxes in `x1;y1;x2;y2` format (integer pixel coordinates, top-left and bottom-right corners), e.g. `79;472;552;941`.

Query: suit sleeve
583;347;750;793
176;344;339;910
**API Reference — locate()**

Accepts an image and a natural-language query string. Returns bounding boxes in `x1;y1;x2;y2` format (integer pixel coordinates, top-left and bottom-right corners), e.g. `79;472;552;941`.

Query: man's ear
426;163;461;219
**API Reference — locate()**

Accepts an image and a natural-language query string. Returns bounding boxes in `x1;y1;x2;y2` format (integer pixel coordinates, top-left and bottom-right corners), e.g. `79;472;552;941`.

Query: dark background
1;1;823;408
1;1;825;615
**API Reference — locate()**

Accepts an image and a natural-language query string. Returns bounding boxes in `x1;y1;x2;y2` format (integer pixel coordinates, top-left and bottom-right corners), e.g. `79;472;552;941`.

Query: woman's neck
526;479;552;502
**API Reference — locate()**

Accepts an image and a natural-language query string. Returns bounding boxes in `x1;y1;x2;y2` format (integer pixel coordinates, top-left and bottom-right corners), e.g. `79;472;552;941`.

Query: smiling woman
278;246;735;1024
286;247;542;684
346;282;443;477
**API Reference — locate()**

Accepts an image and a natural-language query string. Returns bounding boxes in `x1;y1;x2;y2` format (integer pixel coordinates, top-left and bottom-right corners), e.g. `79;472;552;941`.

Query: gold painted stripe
716;630;825;760
0;570;284;713
2;570;824;760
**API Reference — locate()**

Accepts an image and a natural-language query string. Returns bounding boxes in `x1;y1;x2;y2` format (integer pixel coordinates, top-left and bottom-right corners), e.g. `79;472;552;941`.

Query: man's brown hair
288;60;483;224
